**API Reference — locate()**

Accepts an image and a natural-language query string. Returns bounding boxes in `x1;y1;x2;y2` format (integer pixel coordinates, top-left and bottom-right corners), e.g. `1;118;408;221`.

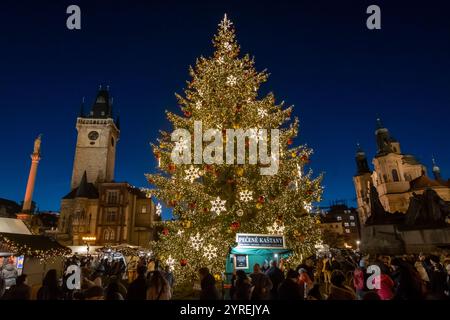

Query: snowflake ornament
210;197;227;216
195;101;202;110
174;137;188;154
219;14;233;30
190;233;204;251
257;108;268;118
166;255;175;271
217;57;224;65
184;165;200;183
156;203;162;216
177;230;184;237
267;220;285;235
239;190;253;203
203;244;218;261
223;42;232;51
226;75;237;86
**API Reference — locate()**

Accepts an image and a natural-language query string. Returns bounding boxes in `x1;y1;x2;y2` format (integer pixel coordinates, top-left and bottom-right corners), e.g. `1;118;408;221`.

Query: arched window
392;169;399;182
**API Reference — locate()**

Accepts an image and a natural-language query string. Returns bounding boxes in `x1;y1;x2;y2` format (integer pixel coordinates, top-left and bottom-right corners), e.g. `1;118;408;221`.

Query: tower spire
432;156;441;180
355;142;371;175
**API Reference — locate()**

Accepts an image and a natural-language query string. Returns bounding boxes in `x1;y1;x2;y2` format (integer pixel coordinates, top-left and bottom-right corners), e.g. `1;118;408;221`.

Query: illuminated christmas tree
144;14;323;285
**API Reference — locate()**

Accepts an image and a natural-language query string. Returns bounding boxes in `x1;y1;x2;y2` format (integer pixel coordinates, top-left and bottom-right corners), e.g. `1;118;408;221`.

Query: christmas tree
144;14;323;285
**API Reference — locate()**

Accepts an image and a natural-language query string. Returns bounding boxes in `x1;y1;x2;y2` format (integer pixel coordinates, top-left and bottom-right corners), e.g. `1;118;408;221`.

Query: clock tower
70;87;120;190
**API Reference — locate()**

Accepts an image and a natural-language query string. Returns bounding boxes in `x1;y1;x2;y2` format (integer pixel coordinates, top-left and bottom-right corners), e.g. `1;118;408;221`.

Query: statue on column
33;134;42;155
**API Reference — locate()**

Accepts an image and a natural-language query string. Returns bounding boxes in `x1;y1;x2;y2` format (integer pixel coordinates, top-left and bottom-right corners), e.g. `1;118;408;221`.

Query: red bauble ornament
230;221;240;231
203;207;209;213
306;190;313;195
301;155;309;162
258;196;265;203
180;259;188;267
189;202;196;209
168;164;176;173
287;139;293;145
183;110;192;117
162;228;169;236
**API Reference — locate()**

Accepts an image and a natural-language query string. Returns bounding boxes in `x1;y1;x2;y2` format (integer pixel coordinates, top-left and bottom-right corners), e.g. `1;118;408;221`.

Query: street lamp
356;240;361;251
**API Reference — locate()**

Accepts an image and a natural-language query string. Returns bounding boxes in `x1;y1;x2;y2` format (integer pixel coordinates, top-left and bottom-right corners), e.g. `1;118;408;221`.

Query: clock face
88;131;99;141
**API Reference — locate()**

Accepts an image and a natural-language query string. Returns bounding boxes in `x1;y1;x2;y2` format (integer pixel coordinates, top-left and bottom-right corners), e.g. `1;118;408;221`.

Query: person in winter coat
232;270;252;300
353;258;368;300
277;269;304;300
266;261;284;299
298;268;313;294
375;267;395;300
1;263;18;288
250;264;273;300
126;265;148;300
391;258;425;300
37;269;63;300
198;267;220;300
105;281;124;300
328;270;356;300
147;270;171;300
427;255;447;300
3;274;31;300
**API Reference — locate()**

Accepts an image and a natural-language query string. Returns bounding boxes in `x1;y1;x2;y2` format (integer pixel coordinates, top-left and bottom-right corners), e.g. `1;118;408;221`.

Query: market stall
0;218;70;293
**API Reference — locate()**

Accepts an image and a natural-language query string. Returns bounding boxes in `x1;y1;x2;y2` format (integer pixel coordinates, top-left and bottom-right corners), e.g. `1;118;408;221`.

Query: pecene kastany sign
236;233;285;249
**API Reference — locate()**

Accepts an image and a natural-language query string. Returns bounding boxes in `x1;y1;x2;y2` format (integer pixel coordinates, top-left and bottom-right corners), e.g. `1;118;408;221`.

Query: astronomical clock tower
71;87;120;190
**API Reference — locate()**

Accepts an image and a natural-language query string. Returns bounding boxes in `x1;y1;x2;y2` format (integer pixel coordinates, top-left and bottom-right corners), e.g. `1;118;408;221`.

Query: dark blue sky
0;0;449;212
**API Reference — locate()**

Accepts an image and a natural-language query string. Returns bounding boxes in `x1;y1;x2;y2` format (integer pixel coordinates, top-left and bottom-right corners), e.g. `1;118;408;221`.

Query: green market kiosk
225;233;292;276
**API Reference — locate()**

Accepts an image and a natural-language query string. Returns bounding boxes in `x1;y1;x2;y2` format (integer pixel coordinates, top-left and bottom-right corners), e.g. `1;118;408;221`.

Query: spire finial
99;84;102;90
376;117;384;129
106;85;110;91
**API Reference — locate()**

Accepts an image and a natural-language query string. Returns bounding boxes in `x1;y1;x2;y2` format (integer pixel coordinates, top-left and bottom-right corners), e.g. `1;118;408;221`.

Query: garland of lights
0;234;71;262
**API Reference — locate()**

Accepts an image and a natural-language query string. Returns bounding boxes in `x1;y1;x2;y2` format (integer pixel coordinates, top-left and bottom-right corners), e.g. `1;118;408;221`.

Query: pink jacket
376;274;394;300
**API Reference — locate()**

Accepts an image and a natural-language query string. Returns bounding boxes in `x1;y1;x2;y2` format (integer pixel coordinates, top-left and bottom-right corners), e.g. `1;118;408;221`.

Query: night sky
0;0;449;215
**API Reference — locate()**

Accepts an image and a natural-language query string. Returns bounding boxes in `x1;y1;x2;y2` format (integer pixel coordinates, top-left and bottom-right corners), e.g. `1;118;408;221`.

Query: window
349;216;355;220
107;191;119;204
345;229;350;233
344;222;349;227
337;216;342;221
392;169;399;182
141;206;147;214
350;222;356;227
103;228;115;241
106;209;117;222
383;174;388;183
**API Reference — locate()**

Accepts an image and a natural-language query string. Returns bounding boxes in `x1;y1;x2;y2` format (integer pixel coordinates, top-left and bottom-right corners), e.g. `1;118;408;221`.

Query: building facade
318;203;361;249
58;87;158;247
353;119;450;224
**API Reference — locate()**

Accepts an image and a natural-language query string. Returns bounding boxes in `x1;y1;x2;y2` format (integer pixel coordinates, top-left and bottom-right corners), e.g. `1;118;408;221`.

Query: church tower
353;143;372;224
70;87;120;190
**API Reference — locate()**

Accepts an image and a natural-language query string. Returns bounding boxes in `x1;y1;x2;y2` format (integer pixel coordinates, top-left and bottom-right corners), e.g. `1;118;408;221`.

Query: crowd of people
226;252;450;300
0;251;449;300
